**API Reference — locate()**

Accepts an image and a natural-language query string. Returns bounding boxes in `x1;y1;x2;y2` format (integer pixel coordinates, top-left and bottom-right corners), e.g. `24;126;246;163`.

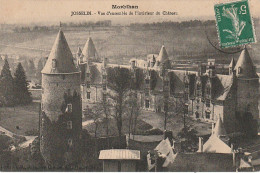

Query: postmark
214;0;256;48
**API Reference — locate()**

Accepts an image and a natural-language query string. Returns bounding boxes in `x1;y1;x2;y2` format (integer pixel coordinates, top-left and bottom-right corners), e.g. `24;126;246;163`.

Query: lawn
0;102;40;135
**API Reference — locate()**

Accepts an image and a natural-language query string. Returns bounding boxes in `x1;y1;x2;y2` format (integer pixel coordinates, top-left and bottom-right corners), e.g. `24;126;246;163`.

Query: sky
0;0;260;25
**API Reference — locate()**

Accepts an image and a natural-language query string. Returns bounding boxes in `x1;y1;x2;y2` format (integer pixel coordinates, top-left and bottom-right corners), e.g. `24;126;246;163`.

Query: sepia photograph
0;0;260;171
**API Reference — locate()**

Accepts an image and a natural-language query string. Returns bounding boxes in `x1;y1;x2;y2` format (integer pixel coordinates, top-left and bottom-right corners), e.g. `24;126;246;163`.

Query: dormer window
52;59;57;69
67;121;72;129
66;104;72;113
68;139;73;147
238;67;242;74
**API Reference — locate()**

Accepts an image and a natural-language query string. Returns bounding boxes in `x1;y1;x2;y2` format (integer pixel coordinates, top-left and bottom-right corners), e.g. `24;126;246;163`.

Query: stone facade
79;37;258;135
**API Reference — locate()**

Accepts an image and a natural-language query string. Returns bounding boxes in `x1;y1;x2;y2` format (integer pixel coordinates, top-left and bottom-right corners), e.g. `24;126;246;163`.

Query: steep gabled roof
82;37;98;62
234;47;258;78
41;30;78;74
202;135;232;154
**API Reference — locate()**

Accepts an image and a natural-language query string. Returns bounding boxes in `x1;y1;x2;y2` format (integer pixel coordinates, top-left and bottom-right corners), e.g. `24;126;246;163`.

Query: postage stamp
214;0;256;48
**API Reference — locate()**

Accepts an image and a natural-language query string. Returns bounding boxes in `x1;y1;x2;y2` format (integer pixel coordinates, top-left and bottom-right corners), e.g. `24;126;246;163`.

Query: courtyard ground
139;110;212;137
0;102;40;136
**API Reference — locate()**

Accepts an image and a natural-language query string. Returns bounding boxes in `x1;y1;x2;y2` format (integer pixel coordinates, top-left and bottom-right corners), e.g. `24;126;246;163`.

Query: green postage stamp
214;0;256;48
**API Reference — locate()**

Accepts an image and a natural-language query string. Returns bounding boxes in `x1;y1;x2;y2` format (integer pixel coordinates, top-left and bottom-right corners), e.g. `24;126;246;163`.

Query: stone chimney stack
198;137;203;152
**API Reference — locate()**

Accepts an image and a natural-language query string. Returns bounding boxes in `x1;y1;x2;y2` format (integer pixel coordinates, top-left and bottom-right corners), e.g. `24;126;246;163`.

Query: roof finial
59;21;62;30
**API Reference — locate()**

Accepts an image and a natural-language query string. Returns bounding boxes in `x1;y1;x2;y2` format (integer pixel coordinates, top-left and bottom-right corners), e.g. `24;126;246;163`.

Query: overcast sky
0;0;260;25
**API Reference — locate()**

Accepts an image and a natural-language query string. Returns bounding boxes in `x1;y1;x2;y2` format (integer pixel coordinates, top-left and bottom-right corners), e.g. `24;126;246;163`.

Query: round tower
234;46;259;136
40;29;82;167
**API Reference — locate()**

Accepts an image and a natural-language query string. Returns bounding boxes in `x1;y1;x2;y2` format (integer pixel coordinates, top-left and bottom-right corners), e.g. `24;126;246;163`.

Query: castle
40;29;259;166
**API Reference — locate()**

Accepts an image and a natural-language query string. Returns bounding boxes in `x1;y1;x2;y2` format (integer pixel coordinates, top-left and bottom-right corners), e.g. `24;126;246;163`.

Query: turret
82;37;98;62
76;47;82;65
229;57;236;75
155;45;170;69
235;46;259;121
40;29;82;167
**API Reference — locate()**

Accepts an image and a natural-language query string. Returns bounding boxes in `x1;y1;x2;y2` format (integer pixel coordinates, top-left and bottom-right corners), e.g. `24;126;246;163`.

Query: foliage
27;59;36;76
177;126;198;152
14;63;32;105
0;59;15;106
106;67;132;144
84;104;104;138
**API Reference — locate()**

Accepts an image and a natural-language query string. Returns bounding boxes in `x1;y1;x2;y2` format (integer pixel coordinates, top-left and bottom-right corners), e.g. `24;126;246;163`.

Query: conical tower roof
82;37;98;62
157;45;169;63
213;118;227;137
234;47;258;78
42;30;78;74
77;47;82;56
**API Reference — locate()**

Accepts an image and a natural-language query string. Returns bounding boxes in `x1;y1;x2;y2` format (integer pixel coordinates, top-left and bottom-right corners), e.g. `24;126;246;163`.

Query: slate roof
213;74;233;101
99;149;140;160
167;152;235;172
82;37;98;62
77;47;82;56
234;47;258;79
42;30;79;74
156;45;168;63
203;135;232;154
229;57;236;69
214;118;228;137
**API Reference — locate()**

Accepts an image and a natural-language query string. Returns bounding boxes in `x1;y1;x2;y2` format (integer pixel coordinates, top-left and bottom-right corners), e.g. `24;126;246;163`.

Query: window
206;99;210;107
87;83;90;88
185;83;189;89
86;73;90;78
87;92;91;99
41;118;45;126
52;59;57;69
145;90;149;96
68;139;73;147
145;100;150;108
67;121;72;129
102;75;107;80
145;79;150;85
103;84;107;90
103;93;106;100
238;67;242;74
195;111;199;118
184;93;189;101
66;104;72;113
164;81;169;87
205;111;210;119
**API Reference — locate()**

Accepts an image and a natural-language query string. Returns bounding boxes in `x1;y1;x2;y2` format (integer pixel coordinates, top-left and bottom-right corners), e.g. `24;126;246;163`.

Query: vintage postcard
0;0;260;172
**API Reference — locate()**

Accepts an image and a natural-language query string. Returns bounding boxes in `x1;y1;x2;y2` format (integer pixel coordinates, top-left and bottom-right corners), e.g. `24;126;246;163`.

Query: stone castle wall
42;73;81;122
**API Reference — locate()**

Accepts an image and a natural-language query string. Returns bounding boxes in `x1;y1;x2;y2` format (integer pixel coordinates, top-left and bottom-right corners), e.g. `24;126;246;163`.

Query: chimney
233;150;237;167
198;137;203;152
231;143;234;151
211;122;215;135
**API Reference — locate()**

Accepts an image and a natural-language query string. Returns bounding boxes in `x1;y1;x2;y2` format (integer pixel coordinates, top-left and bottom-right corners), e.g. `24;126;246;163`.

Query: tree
0;58;15;106
85;105;104;138
125;91;141;139
107;67;132;146
28;59;36;77
14;63;32;105
177;126;198;152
